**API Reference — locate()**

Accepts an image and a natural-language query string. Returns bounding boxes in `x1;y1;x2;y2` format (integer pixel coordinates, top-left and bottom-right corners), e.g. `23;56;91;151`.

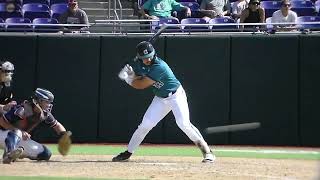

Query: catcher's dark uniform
4;100;58;132
0;101;58;160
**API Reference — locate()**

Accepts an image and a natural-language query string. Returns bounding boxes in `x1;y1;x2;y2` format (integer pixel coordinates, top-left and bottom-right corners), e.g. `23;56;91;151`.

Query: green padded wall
0;35;37;102
299;35;320;146
230;35;299;145
165;36;230;145
33;35;100;142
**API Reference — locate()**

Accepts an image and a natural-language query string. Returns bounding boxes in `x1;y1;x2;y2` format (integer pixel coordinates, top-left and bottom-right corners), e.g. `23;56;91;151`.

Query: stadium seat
208;17;238;31
297;16;320;30
291;0;316;16
22;0;49;5
33;17;60;32
265;17;273;31
178;2;201;18
49;0;68;6
50;3;67;19
178;0;198;2
0;17;4;31
260;1;282;18
315;0;320;13
22;3;50;21
0;0;21;5
5;17;32;32
0;3;22;19
151;17;180;32
180;17;208;31
179;2;200;11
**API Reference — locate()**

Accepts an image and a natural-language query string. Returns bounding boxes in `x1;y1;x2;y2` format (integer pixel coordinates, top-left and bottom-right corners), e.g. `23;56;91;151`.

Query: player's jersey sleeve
43;112;58;128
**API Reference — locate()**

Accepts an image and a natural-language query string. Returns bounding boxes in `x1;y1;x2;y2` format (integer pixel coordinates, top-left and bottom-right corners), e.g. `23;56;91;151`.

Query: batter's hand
118;64;135;85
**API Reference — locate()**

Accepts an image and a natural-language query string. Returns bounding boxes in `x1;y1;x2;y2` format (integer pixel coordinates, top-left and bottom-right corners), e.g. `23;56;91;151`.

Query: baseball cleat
202;153;216;163
112;150;132;162
2;147;24;164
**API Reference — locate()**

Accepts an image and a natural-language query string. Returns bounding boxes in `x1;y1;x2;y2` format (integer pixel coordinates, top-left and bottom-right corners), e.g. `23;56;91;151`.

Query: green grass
43;144;320;160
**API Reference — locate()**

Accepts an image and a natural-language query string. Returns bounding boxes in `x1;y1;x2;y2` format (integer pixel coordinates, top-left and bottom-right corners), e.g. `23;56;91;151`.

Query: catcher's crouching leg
29;145;52;161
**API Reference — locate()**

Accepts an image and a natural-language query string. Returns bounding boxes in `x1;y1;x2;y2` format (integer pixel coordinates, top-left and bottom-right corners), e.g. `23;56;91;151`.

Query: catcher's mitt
58;131;72;156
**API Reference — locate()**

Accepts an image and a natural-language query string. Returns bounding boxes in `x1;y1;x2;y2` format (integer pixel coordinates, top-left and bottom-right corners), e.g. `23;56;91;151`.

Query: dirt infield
0;155;319;180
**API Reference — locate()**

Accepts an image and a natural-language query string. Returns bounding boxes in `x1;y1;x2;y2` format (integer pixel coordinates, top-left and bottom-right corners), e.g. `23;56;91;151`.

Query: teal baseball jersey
131;57;181;98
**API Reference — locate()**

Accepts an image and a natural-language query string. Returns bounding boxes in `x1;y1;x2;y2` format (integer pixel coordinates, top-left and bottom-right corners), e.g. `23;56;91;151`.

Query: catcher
0;88;72;164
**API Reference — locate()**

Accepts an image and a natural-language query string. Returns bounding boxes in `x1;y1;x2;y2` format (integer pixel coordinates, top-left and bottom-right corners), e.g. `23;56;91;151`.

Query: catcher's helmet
136;41;155;59
33;88;54;103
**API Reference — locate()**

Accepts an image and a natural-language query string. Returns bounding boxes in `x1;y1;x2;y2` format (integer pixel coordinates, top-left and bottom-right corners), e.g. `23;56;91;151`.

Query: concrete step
78;1;109;9
88;14;138;22
83;8;134;16
78;0;133;8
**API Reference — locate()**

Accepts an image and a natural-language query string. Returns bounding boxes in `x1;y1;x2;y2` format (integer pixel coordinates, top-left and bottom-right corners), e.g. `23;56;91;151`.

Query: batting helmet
136;41;155;59
33;88;54;103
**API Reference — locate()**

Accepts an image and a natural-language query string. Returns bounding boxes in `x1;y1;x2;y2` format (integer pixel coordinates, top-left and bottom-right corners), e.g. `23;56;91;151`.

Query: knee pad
5;130;22;152
36;145;52;161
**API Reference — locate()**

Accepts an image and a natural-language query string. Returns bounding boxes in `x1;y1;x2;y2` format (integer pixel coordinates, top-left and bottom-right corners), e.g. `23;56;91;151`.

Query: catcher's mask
0;61;14;85
32;88;54;112
136;41;155;60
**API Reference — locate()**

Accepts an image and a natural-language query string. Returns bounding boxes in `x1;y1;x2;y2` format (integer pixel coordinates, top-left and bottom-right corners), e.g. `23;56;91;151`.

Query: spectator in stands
231;0;249;20
138;0;191;19
58;0;89;31
240;0;265;31
271;0;297;31
200;0;231;22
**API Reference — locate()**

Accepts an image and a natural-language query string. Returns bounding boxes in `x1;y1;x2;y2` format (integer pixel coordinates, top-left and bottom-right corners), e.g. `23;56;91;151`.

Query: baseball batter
113;41;215;163
0;88;70;164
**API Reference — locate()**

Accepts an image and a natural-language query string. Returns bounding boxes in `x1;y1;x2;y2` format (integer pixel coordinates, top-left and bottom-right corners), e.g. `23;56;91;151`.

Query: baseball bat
204;122;261;134
148;24;168;44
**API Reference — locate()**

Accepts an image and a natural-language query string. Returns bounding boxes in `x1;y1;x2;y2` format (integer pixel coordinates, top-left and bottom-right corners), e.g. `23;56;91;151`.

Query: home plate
139;162;177;165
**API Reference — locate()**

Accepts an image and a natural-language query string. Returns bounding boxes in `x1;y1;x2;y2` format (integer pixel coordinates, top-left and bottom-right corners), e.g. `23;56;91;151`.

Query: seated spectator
200;0;231;21
139;0;191;19
231;0;249;20
58;0;89;32
240;0;265;31
271;0;297;31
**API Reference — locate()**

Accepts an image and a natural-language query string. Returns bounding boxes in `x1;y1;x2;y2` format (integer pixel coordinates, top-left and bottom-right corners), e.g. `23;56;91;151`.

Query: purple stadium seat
33;17;60;32
291;0;316;16
177;0;198;2
5;17;32;31
22;3;50;21
0;0;21;5
316;0;320;12
49;0;67;6
151;17;180;32
0;17;4;31
0;3;22;19
260;1;282;18
208;17;237;31
50;3;67;19
297;16;320;30
180;17;207;31
179;2;200;11
22;0;49;5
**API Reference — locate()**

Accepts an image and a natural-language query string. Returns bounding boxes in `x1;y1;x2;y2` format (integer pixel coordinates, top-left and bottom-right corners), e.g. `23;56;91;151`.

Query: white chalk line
215;149;320;155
